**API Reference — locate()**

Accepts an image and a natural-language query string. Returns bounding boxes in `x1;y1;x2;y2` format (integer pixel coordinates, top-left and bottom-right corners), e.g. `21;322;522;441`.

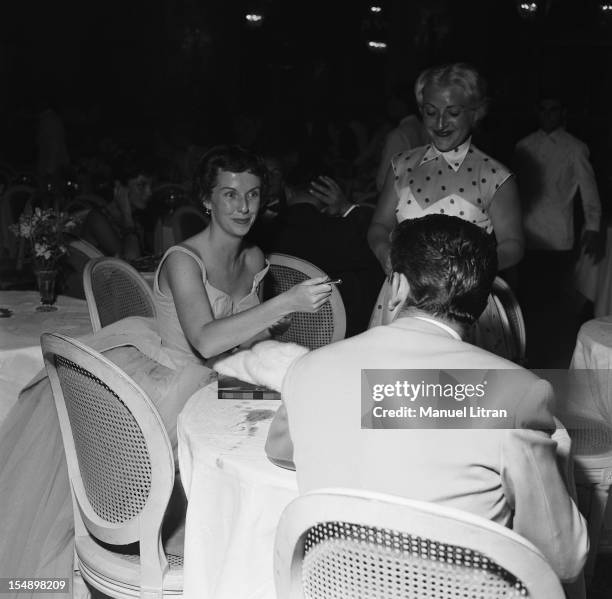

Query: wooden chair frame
83;256;156;332
492;276;526;365
42;333;181;599
275;489;564;599
267;253;346;347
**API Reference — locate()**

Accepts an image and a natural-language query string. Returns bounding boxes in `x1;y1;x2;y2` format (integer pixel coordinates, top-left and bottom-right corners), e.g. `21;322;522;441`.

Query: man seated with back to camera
270;214;587;585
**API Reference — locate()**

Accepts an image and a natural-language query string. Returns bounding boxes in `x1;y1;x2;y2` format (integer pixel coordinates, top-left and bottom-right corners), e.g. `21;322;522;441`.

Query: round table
177;383;297;599
570;316;612;556
574;225;612;318
571;316;612;423
0;291;91;424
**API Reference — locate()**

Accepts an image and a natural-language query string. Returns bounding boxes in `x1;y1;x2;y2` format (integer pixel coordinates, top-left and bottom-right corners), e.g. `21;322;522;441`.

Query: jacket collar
390;315;463;341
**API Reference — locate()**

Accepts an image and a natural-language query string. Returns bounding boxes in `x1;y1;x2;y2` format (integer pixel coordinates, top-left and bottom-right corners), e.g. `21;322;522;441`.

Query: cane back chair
84;256;156;332
266;253;346;350
42;332;183;599
274;489;564;599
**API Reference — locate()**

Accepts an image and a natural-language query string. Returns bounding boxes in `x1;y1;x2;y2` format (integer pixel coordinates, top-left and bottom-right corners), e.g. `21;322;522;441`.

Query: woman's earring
203;204;211;216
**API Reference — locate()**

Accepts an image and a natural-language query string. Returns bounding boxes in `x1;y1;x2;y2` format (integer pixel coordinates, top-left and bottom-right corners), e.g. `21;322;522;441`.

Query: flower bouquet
10;207;81;310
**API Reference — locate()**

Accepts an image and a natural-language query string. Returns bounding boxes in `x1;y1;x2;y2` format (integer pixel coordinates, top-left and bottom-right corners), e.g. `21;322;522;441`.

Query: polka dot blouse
391;138;512;234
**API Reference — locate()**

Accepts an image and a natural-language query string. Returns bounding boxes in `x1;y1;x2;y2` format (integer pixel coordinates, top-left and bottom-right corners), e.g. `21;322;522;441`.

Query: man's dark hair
390;215;497;324
194;144;268;202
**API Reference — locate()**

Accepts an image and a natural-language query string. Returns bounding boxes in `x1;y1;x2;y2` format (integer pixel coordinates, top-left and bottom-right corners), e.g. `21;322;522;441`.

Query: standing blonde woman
367;63;524;346
369;62;523;274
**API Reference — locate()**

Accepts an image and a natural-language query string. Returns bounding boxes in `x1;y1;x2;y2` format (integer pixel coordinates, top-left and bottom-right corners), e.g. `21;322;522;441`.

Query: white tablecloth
575;225;612;317
570;316;612;423
570;316;612;548
0;291;91;423
177;383;297;599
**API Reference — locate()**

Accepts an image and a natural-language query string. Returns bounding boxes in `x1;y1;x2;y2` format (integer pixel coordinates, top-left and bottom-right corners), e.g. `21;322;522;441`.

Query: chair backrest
61;238;104;299
63;194;106;222
150;183;189;212
41;332;175;588
153;204;209;255
69;237;105;259
170;205;209;243
266;253;346;349
84;256;157;332
275;490;564;599
491;276;526;365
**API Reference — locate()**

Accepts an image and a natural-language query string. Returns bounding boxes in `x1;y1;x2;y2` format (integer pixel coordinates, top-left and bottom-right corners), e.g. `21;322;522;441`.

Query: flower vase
34;269;58;312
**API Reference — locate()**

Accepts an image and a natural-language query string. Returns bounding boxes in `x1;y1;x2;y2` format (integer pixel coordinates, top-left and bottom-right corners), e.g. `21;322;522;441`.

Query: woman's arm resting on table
489;177;524;270
166;250;332;359
367;165;398;274
215;340;309;391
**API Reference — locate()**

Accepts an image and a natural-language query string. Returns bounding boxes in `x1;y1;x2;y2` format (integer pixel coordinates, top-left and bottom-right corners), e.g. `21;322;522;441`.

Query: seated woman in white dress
0;145;333;595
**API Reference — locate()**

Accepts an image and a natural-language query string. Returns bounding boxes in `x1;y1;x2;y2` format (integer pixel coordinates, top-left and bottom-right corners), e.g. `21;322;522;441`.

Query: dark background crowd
1;0;611;357
0;0;610;209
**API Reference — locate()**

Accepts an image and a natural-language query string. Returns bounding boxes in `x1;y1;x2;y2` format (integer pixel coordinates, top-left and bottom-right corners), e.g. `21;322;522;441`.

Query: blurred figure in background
514;92;602;365
369;63;523;277
515;93;602;296
80;152;155;260
375;84;429;192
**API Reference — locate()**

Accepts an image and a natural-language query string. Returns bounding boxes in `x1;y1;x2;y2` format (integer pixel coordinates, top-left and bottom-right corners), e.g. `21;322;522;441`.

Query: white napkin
214;340;309;392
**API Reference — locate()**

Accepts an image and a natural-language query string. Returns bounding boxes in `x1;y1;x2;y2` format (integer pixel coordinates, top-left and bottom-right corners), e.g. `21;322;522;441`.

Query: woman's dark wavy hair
390;215;497;324
193;145;268;202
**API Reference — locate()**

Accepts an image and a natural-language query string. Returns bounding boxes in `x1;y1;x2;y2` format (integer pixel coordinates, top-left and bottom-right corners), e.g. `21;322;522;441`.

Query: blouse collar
420;137;472;172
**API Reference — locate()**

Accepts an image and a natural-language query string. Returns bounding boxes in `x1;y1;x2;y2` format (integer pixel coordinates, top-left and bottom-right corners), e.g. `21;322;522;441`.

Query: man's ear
382;272;410;324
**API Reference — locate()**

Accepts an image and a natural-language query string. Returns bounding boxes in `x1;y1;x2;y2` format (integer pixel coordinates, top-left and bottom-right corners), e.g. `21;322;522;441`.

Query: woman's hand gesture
283;276;332;313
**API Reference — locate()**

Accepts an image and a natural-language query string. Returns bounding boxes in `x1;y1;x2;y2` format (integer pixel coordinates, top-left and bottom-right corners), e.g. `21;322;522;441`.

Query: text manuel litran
370;379;507;419
361;370;517;429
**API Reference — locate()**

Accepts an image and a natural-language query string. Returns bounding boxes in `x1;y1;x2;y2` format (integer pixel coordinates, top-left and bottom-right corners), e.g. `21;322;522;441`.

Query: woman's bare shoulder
243;244;265;271
162;244;207;280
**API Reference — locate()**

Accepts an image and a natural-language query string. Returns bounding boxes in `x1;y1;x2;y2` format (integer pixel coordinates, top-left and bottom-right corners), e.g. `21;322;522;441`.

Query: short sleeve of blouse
478;156;513;213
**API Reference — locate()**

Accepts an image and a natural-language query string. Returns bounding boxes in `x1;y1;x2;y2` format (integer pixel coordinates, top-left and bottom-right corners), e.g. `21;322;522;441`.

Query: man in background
514;93;602;363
